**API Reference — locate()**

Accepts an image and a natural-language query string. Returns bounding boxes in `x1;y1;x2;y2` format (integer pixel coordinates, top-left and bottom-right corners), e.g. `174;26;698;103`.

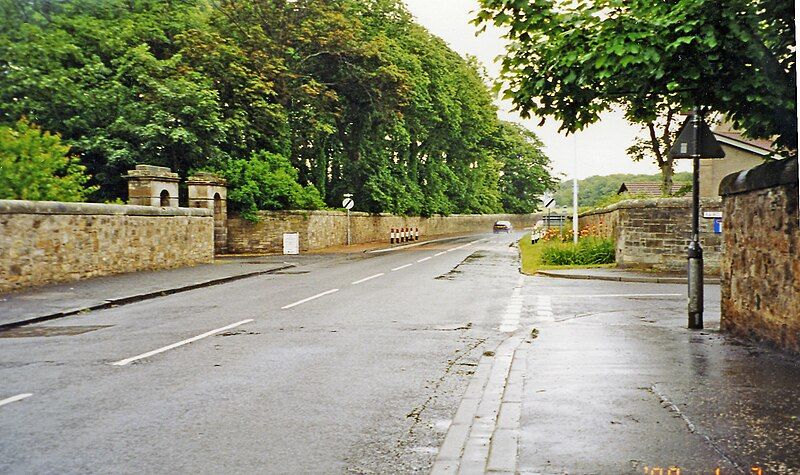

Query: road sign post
342;194;354;246
669;108;725;330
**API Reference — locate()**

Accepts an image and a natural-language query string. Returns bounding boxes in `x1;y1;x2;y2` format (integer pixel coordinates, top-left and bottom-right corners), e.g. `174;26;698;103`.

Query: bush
0;119;96;201
213;150;325;221
540;237;615;266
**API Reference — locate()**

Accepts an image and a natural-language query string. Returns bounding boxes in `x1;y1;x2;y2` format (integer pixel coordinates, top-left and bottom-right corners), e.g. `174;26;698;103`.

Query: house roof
713;131;774;155
617;182;683;196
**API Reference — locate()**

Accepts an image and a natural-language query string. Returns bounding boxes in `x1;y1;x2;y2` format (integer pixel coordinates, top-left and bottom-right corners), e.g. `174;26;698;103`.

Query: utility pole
572;136;579;244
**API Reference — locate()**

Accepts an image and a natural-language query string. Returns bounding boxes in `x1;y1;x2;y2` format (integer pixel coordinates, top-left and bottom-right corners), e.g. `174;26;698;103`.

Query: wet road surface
1;232;798;474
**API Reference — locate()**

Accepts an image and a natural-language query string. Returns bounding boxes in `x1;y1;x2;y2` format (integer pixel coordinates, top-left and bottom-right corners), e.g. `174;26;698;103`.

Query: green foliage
0;0;555;214
553;172;692;207
494;122;557;213
0;119;96;201
475;0;797;151
214;151;325;221
539;238;616;266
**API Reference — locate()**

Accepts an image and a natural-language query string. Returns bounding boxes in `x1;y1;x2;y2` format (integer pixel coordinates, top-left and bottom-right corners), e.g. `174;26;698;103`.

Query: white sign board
541;193;556;209
342;197;355;210
283;232;300;255
703;211;723;219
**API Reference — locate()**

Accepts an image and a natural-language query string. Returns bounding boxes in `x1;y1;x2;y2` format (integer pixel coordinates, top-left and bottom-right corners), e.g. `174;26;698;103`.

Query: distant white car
493;220;513;233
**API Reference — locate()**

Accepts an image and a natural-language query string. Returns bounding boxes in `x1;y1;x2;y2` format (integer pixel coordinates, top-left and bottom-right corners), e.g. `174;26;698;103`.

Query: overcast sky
402;0;690;180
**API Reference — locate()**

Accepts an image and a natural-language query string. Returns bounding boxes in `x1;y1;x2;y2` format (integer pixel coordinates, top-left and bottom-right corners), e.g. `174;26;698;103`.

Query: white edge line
391;263;413;272
417;256;432;263
111;319;254;366
282;289;340;309
0;393;33;407
352;273;384;285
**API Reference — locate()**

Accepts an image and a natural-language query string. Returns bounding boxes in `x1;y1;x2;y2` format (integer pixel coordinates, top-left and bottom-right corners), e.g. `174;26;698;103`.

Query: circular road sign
342;197;355;210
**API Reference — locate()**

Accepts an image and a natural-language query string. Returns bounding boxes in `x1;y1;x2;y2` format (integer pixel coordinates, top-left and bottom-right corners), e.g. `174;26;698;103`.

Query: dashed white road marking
499;276;526;332
281;289;340;309
535;295;555;322
0;393;33;408
417;256;433;263
351;273;384;285
391;263;413;272
434;251;447;257
111;319;254;366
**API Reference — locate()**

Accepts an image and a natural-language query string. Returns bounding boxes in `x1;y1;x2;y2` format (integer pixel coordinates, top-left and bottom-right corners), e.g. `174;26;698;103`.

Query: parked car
493;220;513;233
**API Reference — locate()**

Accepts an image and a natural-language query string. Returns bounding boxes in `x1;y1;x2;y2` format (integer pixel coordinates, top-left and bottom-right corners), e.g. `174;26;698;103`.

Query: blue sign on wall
713;218;723;234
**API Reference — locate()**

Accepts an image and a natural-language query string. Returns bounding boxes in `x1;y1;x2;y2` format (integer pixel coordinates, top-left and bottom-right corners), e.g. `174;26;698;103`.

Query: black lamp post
669;108;725;329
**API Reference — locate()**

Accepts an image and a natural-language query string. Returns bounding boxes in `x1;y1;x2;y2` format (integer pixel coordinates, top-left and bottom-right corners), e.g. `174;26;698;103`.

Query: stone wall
719;157;799;352
226;211;538;254
0;200;213;293
579;198;723;273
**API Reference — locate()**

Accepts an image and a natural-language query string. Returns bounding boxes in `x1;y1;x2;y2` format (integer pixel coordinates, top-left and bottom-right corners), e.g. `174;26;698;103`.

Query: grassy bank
518;233;616;275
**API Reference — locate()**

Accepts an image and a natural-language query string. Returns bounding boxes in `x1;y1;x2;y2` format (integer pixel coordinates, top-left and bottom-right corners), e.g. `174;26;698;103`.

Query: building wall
0;200;213;293
699;145;765;198
579;198;723;273
226;211;539;254
719;157;799;352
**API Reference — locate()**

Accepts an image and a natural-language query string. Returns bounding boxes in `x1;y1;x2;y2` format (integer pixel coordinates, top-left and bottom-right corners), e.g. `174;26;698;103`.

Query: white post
573;136;579;245
347;209;351;246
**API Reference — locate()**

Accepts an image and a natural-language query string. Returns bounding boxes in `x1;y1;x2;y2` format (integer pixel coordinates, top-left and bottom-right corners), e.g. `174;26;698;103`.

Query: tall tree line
0;0;556;216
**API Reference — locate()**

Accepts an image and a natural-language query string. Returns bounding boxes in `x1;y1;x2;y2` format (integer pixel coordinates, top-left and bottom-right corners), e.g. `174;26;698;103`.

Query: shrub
0;119;96;201
540;237;615;266
213;150;325;221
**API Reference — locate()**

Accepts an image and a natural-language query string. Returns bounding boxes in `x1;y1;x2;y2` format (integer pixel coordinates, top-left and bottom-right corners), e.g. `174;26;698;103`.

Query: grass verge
518;233;616;275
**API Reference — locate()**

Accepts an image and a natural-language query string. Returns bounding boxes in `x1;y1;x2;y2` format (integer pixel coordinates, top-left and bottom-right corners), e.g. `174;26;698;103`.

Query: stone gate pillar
187;172;228;254
124;165;180;207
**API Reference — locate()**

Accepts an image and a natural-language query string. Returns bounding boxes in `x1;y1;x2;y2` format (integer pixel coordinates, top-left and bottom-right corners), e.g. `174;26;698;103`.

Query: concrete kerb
535;269;720;285
0;264;295;331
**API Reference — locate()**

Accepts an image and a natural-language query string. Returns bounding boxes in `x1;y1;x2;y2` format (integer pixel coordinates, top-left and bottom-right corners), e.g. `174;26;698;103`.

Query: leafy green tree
475;0;796;188
214;151;325;221
494;122;556;213
0;119;97;201
0;0;556;216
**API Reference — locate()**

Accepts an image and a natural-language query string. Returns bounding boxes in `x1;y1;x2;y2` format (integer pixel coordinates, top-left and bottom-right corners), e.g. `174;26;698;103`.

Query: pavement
1;232;798;474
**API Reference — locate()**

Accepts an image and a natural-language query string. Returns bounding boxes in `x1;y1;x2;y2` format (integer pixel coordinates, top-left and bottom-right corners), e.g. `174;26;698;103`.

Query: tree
0;0;556;215
493;122;557;213
475;0;797;185
214;151;325;221
0;119;97;201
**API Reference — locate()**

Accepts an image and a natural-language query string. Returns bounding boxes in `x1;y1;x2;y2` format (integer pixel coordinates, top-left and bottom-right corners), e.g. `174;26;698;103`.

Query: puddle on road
0;325;112;338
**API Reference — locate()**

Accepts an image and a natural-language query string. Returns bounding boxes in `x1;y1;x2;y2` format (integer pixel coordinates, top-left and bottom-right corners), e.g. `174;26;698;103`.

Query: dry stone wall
226;211;538;254
579;198;723;273
719;157;799;353
0;200;213;293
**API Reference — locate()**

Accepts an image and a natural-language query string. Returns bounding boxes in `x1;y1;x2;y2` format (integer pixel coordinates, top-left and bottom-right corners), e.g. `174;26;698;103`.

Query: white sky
402;0;690;180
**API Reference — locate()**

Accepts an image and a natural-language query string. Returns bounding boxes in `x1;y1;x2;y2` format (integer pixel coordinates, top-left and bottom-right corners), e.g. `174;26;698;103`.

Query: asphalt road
2;232;798;474
0;233;518;474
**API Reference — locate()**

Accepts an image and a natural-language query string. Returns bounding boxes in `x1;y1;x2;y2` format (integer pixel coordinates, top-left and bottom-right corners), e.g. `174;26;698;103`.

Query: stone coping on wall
247;210;537;219
719;156;798;196
0;199;212;217
578;196;722;218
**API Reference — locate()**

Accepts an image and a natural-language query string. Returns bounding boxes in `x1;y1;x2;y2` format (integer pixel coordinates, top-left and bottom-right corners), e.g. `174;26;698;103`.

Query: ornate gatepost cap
123;164;180;182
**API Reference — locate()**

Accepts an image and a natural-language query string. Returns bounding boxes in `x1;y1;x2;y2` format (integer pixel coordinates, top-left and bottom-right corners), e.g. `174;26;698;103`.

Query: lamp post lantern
669;108;725;329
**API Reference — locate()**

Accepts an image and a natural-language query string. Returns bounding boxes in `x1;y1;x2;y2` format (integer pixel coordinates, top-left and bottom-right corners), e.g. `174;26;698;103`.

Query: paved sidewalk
0;256;297;329
537;267;721;284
